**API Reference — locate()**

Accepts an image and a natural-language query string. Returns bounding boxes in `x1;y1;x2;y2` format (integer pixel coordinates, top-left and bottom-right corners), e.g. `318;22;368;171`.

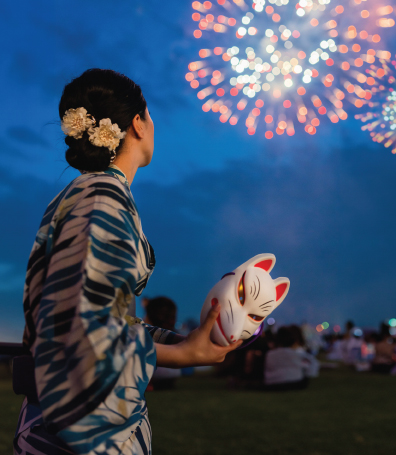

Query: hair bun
65;133;111;172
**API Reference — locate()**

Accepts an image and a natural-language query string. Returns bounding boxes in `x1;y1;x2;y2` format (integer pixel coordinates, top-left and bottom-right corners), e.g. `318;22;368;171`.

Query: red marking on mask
231;335;234;339
211;298;228;343
255;260;273;271
216;313;228;343
276;283;288;301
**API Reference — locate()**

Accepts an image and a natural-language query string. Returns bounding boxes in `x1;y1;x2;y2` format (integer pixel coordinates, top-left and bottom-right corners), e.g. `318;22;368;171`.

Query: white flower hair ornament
88;118;127;152
61;107;127;158
61;107;95;139
200;254;290;347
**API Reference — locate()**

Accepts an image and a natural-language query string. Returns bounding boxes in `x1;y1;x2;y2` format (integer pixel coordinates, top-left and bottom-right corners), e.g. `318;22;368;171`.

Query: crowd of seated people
218;324;319;391
325;320;396;374
3;293;394;396
141;295;321;392
140;295;396;391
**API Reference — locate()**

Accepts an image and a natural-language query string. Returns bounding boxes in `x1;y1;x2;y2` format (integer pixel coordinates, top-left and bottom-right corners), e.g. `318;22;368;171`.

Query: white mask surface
200;254;290;347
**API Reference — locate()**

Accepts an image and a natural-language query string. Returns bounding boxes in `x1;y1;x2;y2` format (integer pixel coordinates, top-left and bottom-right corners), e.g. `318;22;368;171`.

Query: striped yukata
14;165;177;455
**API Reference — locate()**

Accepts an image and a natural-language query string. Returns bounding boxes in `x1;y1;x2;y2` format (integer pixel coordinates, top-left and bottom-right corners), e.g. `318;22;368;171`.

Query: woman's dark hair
59;68;146;172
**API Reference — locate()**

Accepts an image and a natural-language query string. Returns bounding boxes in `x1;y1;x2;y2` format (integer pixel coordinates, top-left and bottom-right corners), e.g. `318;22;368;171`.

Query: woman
14;69;242;455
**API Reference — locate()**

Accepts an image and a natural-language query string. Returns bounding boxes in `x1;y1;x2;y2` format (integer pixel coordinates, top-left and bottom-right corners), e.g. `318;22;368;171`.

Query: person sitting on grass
263;326;314;391
372;323;396;374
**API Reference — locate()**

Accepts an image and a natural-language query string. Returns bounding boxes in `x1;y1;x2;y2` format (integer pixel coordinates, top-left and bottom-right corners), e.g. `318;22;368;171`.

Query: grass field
1;364;395;455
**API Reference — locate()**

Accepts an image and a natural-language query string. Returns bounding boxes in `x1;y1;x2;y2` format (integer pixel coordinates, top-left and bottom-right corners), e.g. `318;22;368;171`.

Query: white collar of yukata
106;164;130;188
80;164;130;188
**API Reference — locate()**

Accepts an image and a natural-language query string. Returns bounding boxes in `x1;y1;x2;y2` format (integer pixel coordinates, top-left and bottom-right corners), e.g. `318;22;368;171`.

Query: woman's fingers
191;304;247;364
226;339;244;352
216;341;244;363
209;339;243;363
201;303;221;335
217;339;243;355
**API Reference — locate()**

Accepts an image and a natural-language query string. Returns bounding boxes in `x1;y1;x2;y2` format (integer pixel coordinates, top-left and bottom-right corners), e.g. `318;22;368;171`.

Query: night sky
1;0;395;342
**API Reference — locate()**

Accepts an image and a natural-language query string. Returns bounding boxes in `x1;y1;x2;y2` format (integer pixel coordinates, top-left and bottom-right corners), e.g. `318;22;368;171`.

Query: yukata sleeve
142;322;185;345
33;178;156;434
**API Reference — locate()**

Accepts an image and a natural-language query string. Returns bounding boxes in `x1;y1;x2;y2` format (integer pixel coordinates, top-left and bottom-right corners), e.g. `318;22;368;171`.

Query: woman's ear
131;113;145;139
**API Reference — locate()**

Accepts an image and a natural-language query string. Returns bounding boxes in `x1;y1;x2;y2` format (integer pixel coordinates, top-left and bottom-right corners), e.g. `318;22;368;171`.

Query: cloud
0;137;27;160
2;0;191;104
7;126;49;147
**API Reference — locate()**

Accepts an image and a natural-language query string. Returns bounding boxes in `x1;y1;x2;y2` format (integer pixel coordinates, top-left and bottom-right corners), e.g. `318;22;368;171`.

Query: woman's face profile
142;107;154;166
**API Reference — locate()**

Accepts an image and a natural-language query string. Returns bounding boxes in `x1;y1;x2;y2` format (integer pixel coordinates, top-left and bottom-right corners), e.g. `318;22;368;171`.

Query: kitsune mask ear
273;277;290;306
235;253;276;274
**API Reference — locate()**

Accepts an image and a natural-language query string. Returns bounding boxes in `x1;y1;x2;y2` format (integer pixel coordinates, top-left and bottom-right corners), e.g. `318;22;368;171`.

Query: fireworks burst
186;0;395;137
355;57;396;153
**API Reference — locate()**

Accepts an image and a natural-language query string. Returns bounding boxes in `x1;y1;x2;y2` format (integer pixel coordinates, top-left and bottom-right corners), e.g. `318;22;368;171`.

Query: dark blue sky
1;0;396;341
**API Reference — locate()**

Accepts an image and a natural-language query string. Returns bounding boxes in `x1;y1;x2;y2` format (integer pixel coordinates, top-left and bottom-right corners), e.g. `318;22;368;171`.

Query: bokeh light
353;327;363;337
187;0;395;136
316;321;330;332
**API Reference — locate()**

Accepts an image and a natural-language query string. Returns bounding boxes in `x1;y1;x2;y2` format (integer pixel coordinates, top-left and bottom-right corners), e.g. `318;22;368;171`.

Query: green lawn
1;365;395;455
0;365;24;455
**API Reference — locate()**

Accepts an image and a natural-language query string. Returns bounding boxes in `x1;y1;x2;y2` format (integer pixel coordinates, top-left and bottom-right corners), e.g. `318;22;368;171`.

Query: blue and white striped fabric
14;165;175;455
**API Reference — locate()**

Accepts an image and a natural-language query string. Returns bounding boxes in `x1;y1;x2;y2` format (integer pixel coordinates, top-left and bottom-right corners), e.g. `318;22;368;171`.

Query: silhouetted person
145;296;177;331
263;326;311;391
372;324;395;374
145;297;181;389
344;320;355;339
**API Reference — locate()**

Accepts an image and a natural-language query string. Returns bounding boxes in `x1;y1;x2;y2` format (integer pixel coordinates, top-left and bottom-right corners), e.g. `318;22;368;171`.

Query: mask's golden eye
238;272;246;306
248;314;264;322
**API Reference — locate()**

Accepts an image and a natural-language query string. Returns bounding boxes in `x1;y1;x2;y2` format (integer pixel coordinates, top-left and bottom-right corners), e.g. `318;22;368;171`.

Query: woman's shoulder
65;172;135;210
39;172;136;230
72;171;130;193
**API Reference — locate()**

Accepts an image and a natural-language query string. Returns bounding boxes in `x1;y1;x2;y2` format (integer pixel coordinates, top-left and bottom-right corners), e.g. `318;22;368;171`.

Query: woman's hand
155;304;243;368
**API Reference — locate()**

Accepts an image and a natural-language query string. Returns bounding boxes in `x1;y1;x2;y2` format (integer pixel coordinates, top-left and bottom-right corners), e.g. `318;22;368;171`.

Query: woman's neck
113;157;138;186
113;132;146;186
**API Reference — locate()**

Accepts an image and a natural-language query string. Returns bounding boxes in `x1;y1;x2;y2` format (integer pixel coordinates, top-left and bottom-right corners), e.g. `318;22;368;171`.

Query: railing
0;342;28;357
